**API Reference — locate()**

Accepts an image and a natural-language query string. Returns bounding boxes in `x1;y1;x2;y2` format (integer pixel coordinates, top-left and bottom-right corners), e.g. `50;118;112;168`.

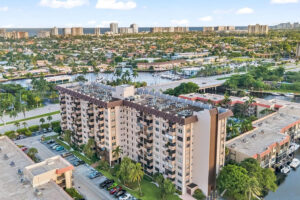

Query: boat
290;158;300;169
272;92;281;96
281;166;291;174
284;93;294;98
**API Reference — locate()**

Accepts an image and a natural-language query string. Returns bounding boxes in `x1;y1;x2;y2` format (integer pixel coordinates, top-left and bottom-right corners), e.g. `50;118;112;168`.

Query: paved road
15;134;115;200
1;104;60;123
146;73;240;92
0;114;60;134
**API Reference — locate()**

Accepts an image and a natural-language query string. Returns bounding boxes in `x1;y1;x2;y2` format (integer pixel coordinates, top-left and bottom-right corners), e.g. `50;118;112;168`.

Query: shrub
193;189;206;200
24;129;32;137
51;121;60;128
4;131;17;139
65;188;84;200
97;160;110;171
53;126;61;133
17;128;28;135
28;125;39;132
41;123;50;129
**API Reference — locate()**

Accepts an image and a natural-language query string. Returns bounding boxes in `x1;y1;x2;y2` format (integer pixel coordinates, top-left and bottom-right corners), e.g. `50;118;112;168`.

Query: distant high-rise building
110;23;119;34
94;27;101;36
37;30;51;38
51;27;59;36
248;24;269;35
62;28;71;36
203;27;215;32
71;27;84;36
119;27;134;34
130;24;139;33
296;43;300;58
150;27;189;33
0;28;6;37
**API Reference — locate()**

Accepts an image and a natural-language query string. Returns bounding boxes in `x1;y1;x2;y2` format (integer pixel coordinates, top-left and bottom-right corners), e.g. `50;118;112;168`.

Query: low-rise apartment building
180;93;300;168
0;136;73;200
56;83;233;196
137;59;186;71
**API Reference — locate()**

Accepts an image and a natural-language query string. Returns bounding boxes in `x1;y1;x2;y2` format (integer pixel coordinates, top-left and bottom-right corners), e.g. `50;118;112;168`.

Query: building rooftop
226;103;300;158
0;136;72;200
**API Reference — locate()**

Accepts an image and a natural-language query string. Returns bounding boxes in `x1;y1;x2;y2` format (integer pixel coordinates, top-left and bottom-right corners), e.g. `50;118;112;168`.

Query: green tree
63;130;72;145
117;157;133;185
162;179;176;200
40;118;45;125
14;121;20;130
112;146;123;164
129;163;144;196
83;139;96;159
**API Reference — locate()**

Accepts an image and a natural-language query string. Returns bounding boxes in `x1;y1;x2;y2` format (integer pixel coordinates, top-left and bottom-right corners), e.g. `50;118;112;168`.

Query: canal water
266;149;300;200
2;69;172;88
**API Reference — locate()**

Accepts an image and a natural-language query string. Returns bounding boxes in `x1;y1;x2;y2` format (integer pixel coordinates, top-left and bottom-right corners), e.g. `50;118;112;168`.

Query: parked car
88;171;102;179
61;152;72;158
119;193;131;200
21;147;28;152
107;183;118;190
43;128;47;133
49;143;57;147
48;128;52;132
73;160;85;166
56;146;64;151
115;190;126;198
52;145;59;150
110;186;122;195
100;179;114;188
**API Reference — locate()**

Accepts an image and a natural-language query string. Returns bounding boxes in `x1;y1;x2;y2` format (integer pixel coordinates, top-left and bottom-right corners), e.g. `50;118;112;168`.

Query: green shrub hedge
28;125;39;132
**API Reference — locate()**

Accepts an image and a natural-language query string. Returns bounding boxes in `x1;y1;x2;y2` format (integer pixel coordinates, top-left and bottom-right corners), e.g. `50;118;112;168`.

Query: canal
266;149;300;200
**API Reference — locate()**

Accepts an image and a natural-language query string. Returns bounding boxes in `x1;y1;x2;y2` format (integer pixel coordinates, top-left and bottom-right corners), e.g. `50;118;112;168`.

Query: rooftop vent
3;154;8;160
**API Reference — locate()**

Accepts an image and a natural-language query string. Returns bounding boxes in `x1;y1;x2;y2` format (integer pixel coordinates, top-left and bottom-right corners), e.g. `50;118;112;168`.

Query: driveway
14;134;115;200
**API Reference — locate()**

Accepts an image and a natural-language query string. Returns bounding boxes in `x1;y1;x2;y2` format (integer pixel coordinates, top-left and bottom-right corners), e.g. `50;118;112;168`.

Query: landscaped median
0;111;60;127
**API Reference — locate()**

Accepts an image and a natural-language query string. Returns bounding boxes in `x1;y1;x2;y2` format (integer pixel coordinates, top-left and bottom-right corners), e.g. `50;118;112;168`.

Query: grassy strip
0;111;60;127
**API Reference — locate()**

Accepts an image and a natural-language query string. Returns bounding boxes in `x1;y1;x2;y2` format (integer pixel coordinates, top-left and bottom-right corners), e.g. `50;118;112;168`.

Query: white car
119;193;132;200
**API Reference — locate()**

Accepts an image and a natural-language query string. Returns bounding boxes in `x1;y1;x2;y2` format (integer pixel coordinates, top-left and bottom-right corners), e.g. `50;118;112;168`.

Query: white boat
290;158;300;169
285;93;294;98
281;166;291;174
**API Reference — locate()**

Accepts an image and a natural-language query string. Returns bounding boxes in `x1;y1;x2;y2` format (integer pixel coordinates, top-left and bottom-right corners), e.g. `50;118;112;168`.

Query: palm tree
245;177;261;200
40;118;45;128
22;122;27;128
114;68;122;78
132;70;139;81
112;146;123;164
129;163;144;196
47;115;53;124
14;121;20;130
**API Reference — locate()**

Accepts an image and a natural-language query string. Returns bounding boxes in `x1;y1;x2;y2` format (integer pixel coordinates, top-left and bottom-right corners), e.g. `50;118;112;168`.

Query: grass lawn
0;111;60;127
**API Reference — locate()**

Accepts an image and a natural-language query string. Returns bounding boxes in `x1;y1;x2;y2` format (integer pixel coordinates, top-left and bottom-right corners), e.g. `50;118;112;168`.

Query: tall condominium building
5;31;29;39
119;27;134;34
150;27;189;33
296;42;300;57
71;27;84;36
110;23;119;34
62;28;71;36
51;27;59;36
203;27;215;32
248;24;269;35
0;28;6;37
37;30;51;38
130;23;139;33
56;82;232;196
95;27;101;36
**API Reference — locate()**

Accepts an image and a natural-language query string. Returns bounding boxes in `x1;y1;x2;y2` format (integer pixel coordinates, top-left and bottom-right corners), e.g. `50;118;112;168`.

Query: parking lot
15;134;138;200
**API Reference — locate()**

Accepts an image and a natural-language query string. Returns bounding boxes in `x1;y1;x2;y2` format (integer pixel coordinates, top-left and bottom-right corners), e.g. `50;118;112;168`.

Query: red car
110;186;122;195
21;147;28;152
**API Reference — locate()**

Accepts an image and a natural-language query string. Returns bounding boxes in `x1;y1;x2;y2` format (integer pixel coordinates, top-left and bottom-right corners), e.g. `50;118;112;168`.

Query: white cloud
236;7;254;14
271;0;298;3
198;16;213;22
0;6;8;11
39;0;89;9
96;0;136;10
170;19;189;26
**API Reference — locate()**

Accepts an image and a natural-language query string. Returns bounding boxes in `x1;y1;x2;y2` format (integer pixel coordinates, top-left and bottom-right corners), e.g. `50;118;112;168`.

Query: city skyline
0;0;299;28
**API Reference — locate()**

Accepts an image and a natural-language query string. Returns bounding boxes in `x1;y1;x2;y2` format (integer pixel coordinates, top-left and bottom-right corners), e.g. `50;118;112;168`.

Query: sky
0;0;299;28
